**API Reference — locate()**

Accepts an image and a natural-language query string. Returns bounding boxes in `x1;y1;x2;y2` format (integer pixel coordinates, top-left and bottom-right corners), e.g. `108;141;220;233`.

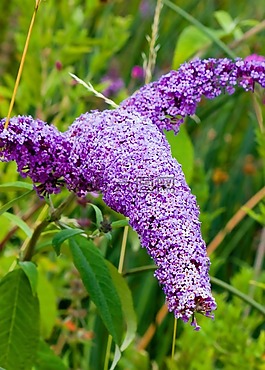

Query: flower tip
244;54;265;63
131;65;145;80
191;316;201;331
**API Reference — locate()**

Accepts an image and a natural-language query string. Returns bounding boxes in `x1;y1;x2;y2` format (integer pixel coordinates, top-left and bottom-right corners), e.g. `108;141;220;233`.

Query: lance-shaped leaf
0;190;33;216
35;340;67;370
106;261;137;351
52;228;84;256
69;236;123;346
0;181;33;191
0;269;40;370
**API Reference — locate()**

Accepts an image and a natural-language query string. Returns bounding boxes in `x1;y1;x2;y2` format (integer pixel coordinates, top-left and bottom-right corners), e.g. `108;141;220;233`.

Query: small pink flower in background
102;76;124;97
55;60;63;71
131;65;145;80
101;66;124;97
140;0;152;17
244;54;265;63
77;218;91;229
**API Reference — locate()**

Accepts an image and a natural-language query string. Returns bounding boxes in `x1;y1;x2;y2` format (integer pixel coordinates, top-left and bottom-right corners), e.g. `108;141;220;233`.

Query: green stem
23;193;76;261
123;265;157;277
4;0;42;129
210;276;265;316
103;335;113;370
118;225;129;274
162;0;237;59
171;318;177;359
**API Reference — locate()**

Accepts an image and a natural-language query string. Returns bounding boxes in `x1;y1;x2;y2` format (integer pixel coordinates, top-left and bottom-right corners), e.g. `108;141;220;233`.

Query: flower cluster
1;57;265;328
0;116;70;195
64;109;216;328
121;58;265;133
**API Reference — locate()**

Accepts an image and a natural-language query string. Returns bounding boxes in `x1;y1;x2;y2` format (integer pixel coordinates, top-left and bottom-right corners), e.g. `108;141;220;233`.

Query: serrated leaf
18;261;38;296
0;190;33;216
2;212;32;237
106;261;137;351
34;340;67;370
69;236;123;346
0;181;33;191
0;269;40;370
165;125;194;184
52;228;84;256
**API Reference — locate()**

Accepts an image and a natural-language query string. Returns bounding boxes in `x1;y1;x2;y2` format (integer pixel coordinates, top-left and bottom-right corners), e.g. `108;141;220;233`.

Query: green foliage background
0;0;265;369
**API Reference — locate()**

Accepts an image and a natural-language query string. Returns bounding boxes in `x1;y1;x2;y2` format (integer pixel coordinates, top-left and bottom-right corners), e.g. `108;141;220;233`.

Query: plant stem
69;73;118;109
123;264;157;277
207;186;265;255
210;276;265;316
118;225;129;273
171;318;177;358
103;335;113;370
144;0;163;84
0;198;43;251
22;193;76;261
228;19;265;50
124;265;265;316
4;0;42;129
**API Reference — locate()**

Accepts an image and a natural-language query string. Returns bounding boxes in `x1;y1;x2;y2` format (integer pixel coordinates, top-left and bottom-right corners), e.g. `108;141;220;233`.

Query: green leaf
52;228;84;256
214;10;242;38
106;261;137;351
89;203;103;228
37;272;57;339
0;181;33;191
0;269;40;370
34;340;67;370
173;26;212;68
111;219;129;229
110;345;121;370
2;212;32;237
18;261;38;296
0;190;33;216
163;0;236;59
165;125;194;184
242;204;265;226
69;236;123;346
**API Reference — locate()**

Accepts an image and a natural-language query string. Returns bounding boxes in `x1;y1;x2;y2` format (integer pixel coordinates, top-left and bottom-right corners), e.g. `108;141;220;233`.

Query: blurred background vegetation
0;0;265;369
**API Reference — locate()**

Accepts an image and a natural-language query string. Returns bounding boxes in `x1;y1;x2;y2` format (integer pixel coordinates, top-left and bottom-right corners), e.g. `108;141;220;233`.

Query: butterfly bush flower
121;58;265;133
64;109;216;328
0;116;70;195
1;57;265;328
244;54;265;63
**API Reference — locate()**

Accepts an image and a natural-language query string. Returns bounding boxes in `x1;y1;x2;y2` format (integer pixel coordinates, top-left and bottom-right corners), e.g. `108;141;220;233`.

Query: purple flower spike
121;58;265;133
0;116;70;196
64;109;217;325
2;57;265;329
